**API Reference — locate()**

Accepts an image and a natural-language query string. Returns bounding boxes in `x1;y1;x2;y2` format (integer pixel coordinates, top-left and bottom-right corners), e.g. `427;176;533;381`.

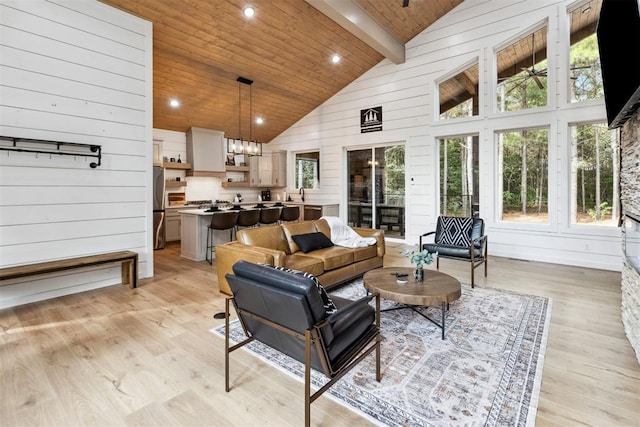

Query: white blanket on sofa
321;216;376;248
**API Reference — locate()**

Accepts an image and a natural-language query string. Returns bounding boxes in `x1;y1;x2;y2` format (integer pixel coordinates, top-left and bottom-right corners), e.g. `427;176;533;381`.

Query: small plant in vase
401;246;437;281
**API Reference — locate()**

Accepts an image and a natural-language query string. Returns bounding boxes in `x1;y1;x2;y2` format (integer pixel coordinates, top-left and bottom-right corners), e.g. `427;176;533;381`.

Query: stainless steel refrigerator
153;165;166;250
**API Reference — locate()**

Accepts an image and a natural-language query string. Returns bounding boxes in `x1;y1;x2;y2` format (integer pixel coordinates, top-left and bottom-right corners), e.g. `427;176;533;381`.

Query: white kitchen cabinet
186;127;226;177
166;209;181;241
249;151;287;187
271;150;287;187
249;155;269;187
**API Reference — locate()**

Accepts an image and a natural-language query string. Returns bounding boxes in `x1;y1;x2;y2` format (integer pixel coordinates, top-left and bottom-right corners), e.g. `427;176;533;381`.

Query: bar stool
235;209;260;234
206;211;239;265
280;206;300;223
259;207;281;226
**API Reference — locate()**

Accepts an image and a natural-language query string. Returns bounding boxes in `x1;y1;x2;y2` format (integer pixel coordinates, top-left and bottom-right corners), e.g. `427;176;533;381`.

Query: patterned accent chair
419;216;487;288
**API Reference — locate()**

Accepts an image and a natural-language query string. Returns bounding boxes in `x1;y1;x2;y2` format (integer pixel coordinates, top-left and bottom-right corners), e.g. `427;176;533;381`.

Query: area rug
212;279;551;426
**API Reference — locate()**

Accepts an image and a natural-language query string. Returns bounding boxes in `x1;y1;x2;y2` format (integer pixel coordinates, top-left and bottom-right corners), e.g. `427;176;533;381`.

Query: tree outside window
295;152;319;189
570;122;619;225
569;5;603;103
569;33;603;102
496;28;548;112
382;145;405;206
497;128;549;223
439;135;479;216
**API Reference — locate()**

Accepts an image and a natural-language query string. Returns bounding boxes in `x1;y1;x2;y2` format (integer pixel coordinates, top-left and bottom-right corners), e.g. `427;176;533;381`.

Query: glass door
347;145;405;238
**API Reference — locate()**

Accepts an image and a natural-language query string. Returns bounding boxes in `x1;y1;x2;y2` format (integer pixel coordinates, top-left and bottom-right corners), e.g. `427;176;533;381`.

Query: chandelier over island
227;76;262;157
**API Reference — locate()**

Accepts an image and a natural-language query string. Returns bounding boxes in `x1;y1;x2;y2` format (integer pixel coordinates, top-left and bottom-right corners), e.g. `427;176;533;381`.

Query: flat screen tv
597;0;640;128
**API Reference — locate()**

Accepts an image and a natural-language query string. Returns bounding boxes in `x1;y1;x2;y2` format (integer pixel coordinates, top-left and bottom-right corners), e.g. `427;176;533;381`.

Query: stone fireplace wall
621;110;640;365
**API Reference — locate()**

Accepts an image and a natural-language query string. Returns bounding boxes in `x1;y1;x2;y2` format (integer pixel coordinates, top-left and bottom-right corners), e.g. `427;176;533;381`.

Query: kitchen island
178;208;239;261
178;202;339;262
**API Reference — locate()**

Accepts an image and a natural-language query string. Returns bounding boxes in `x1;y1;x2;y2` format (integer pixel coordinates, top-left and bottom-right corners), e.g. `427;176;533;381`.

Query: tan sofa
215;218;385;295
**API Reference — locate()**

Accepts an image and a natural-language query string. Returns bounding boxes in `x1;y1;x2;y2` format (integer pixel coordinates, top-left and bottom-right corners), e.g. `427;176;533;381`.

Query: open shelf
166;181;187;187
164;161;191;170
221;181;250;188
226;165;250;172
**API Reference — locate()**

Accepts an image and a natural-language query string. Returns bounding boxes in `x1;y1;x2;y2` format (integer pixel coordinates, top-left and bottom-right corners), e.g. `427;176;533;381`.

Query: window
347;146;405;238
497;27;548;112
568;5;603;103
295;151;319;189
439;135;479;216
570;122;619;225
497;128;549;223
439;62;479;119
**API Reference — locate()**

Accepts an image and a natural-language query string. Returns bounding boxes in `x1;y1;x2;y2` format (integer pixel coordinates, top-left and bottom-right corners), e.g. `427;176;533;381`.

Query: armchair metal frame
224;291;381;427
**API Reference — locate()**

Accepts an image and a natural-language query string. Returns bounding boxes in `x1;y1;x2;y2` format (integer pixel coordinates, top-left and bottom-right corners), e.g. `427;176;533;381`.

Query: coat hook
35;152;39;159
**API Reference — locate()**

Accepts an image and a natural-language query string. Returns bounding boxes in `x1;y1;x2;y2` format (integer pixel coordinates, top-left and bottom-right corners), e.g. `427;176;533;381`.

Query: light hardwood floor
1;241;639;426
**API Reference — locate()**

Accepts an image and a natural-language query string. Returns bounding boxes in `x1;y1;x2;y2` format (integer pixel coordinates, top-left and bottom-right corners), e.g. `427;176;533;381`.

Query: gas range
186;199;212;208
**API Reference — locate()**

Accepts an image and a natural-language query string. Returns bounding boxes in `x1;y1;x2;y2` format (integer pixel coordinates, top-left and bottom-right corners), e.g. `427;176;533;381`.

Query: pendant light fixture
227;76;262;157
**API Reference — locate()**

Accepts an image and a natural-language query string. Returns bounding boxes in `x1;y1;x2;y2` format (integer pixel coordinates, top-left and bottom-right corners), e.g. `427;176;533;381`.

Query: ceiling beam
305;0;405;64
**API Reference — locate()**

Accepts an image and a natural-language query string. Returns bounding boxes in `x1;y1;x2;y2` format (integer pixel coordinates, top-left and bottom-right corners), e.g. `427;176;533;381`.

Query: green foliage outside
295;158;318;189
383;146;405;204
588;202;613;221
573;123;617;223
439;137;474;216
435;32;609;223
569;34;604;102
500;129;549;214
497;60;548;111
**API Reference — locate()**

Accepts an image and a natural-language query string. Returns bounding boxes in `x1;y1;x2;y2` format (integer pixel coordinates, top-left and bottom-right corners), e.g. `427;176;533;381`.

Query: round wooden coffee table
363;267;461;339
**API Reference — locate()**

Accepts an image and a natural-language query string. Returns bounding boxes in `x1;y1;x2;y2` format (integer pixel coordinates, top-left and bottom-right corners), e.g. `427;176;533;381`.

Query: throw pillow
259;264;337;314
291;232;334;253
438;216;473;247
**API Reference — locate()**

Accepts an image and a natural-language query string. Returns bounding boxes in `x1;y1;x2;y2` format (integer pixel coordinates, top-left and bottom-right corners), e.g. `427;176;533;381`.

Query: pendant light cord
238;81;242;141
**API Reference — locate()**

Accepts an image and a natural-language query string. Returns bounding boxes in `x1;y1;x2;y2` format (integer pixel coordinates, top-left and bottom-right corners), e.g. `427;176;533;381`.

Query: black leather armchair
419;216;487;288
224;260;381;426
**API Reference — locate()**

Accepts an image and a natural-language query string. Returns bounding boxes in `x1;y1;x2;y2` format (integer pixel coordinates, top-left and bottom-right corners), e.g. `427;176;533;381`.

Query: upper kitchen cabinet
271;150;286;187
186;127;226;177
249;151;287;187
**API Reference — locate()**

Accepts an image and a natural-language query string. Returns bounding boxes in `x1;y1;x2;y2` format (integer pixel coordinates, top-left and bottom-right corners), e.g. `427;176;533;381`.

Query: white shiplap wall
0;0;153;308
268;0;623;271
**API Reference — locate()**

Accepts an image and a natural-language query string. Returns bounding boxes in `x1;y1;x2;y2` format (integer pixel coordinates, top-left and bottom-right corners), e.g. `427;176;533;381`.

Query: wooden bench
0;251;139;288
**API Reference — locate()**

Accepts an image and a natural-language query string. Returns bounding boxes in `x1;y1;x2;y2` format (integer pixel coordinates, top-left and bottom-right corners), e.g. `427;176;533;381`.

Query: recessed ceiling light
331;54;341;64
256;117;264;125
243;5;255;18
169;99;180;108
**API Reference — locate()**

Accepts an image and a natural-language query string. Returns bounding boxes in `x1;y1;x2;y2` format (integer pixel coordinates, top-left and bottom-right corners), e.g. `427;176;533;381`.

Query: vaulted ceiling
98;0;601;143
97;0;462;142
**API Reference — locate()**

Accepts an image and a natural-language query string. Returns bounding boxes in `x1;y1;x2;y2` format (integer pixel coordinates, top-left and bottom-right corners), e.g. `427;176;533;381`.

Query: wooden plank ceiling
97;0;461;142
98;0;600;143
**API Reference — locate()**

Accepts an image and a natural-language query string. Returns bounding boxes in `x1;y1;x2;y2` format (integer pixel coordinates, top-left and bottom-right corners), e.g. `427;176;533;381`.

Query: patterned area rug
212;279;551;426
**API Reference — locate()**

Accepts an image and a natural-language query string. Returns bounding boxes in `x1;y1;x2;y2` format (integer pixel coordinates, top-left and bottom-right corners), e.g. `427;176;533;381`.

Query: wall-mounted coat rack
0;136;102;168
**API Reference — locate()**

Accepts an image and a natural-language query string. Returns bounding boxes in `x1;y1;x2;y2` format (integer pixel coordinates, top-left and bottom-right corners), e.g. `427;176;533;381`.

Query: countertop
177;201;339;216
178;203;288;216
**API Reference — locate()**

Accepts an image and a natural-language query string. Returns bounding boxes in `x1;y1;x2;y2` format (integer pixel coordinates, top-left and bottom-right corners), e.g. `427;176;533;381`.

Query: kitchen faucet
299;187;305;202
